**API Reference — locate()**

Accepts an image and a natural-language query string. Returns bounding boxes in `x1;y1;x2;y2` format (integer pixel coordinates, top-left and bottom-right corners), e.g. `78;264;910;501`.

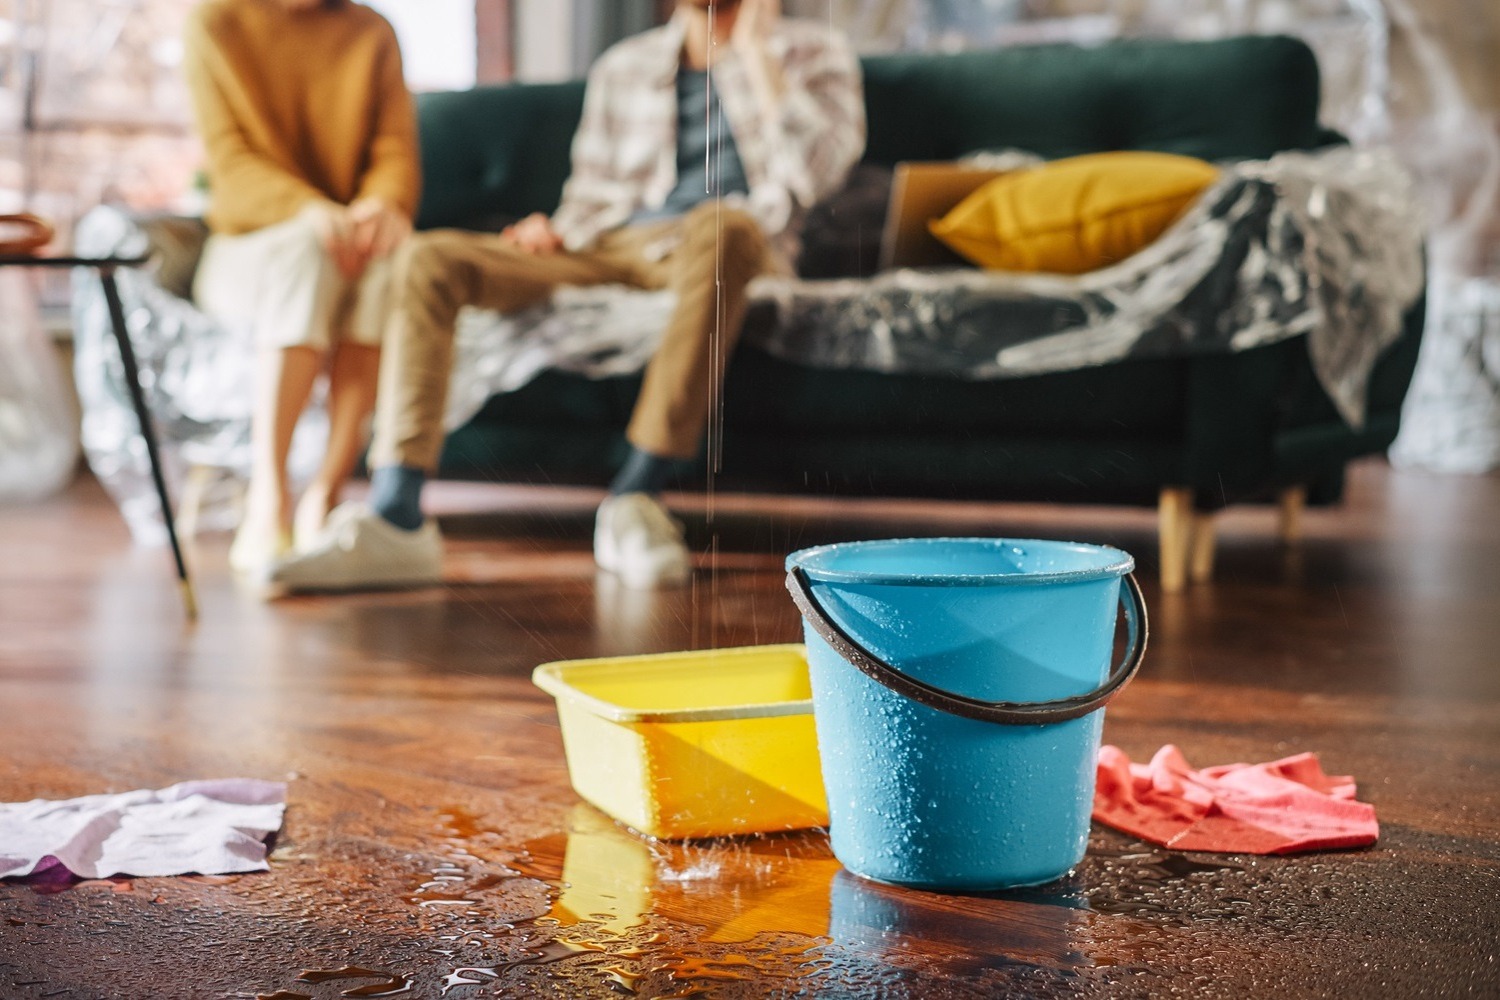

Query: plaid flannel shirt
550;10;866;261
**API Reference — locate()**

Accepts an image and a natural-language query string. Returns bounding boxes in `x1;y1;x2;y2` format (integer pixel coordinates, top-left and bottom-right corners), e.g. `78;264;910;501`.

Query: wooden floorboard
1;459;1497;998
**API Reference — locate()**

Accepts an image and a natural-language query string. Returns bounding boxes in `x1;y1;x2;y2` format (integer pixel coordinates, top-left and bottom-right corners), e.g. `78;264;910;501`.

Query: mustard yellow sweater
184;0;421;234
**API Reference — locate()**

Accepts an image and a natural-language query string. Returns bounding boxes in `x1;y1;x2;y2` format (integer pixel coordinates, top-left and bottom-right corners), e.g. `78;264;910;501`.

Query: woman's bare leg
234;344;321;570
294;341;381;546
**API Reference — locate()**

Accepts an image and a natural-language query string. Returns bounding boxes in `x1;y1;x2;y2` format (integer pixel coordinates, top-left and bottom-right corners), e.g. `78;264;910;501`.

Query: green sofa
413;34;1423;589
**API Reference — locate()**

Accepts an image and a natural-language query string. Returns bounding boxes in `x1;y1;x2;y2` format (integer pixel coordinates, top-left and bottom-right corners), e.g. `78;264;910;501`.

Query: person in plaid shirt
272;0;865;594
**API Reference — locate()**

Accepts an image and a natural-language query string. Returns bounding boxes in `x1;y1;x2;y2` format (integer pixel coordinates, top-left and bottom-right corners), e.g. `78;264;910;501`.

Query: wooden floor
1;459;1498;999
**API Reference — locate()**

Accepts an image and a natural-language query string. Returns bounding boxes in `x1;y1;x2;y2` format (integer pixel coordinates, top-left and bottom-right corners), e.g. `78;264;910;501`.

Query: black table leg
99;267;198;619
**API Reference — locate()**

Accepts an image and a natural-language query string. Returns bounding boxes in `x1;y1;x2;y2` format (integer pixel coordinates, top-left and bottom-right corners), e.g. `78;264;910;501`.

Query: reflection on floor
0;460;1497;998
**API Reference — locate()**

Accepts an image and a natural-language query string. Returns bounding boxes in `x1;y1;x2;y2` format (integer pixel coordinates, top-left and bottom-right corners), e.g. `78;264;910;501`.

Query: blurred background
1;0;1497;472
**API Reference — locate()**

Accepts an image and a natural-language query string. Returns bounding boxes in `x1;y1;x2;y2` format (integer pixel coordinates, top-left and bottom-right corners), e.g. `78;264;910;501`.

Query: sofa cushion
795;164;893;279
929;151;1218;273
415;81;585;230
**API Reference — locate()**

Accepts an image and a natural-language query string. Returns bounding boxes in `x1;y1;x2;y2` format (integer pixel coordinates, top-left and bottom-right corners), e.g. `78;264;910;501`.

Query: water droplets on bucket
786;537;1147;891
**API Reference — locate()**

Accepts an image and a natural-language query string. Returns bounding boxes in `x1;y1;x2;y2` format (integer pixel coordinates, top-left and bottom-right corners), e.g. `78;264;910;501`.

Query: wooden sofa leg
1279;485;1307;544
1159;487;1193;593
1190;511;1217;583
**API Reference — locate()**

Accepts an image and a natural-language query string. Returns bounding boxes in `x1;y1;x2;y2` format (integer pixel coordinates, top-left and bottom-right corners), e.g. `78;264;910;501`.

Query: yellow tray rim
532;643;815;725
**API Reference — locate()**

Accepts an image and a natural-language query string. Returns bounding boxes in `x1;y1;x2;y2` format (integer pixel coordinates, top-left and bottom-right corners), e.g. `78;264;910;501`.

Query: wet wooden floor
1;459;1497;998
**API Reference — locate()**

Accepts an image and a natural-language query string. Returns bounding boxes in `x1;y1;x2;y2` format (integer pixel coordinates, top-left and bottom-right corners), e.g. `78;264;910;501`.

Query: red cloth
1092;744;1379;854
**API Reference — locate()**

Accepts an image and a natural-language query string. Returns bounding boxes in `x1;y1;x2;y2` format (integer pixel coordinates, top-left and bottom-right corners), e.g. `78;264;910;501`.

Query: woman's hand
302;200;364;279
304;198;411;279
348;197;412;263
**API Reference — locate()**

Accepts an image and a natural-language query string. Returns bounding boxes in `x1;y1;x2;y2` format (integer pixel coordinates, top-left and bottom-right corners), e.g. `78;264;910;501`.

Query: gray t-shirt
632;68;749;224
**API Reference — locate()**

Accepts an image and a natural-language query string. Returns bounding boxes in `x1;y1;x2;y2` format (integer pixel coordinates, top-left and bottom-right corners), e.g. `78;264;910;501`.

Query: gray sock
368;465;426;531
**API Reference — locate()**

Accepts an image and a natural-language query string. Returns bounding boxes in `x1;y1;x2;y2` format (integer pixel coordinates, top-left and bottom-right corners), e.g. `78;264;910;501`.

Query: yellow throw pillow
929;151;1219;274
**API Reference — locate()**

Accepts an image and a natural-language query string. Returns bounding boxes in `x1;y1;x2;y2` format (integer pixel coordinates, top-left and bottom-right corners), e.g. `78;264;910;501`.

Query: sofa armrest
1178;289;1426;505
72;205;208;305
135;215;210;302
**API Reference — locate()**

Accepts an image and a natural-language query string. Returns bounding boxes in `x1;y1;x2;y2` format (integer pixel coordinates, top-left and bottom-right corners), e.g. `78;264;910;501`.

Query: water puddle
440;967;497;993
296;967;412;997
251;968;413;999
402;804;555;945
247;808;1261;997
600;964;645;994
1080;836;1249;921
413;803;1113;994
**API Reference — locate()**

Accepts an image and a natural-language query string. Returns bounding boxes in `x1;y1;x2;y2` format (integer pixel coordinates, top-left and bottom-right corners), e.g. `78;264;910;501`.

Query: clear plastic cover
0;270;79;503
72;144;1423;540
752;146;1423;431
71;208;326;542
1388;275;1500;473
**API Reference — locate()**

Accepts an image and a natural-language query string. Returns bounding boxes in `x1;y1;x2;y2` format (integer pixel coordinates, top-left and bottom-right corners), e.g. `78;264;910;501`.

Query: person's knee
719;209;765;254
395;231;463;305
682;204;766;259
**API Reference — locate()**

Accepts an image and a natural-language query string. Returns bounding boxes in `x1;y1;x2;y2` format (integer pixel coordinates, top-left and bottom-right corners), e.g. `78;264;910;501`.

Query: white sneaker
269;502;443;593
292;489;335;554
594;492;692;589
229;524;292;579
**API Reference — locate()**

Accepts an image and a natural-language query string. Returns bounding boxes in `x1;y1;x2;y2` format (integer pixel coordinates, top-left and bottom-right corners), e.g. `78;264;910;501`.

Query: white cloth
0;779;287;879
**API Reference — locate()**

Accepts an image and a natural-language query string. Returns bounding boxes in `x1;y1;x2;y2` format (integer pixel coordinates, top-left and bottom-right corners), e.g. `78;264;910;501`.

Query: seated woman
184;0;419;574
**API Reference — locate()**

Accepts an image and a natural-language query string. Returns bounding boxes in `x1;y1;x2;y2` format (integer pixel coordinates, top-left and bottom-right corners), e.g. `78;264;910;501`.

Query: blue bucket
785;537;1147;890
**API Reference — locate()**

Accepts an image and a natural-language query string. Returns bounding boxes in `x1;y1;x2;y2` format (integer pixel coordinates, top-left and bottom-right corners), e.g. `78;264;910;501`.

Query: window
363;0;477;92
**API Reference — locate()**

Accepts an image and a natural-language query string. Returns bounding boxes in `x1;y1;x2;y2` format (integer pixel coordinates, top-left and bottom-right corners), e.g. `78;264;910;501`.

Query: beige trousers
369;201;772;469
194;212;393;351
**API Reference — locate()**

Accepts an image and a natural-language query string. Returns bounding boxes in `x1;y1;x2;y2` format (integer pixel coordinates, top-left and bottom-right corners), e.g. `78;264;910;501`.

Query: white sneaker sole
595;541;691;589
272;564;442;593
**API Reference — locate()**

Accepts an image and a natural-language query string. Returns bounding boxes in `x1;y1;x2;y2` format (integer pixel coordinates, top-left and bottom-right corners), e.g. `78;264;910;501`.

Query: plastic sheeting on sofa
0;271;78;503
72;146;1422;542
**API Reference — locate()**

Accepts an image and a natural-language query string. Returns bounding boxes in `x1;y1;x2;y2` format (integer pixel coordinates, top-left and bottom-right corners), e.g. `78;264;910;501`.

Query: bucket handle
786;567;1148;726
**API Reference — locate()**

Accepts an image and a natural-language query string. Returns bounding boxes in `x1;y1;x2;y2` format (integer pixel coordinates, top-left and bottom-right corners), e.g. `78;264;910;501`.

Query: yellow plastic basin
532;644;829;839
